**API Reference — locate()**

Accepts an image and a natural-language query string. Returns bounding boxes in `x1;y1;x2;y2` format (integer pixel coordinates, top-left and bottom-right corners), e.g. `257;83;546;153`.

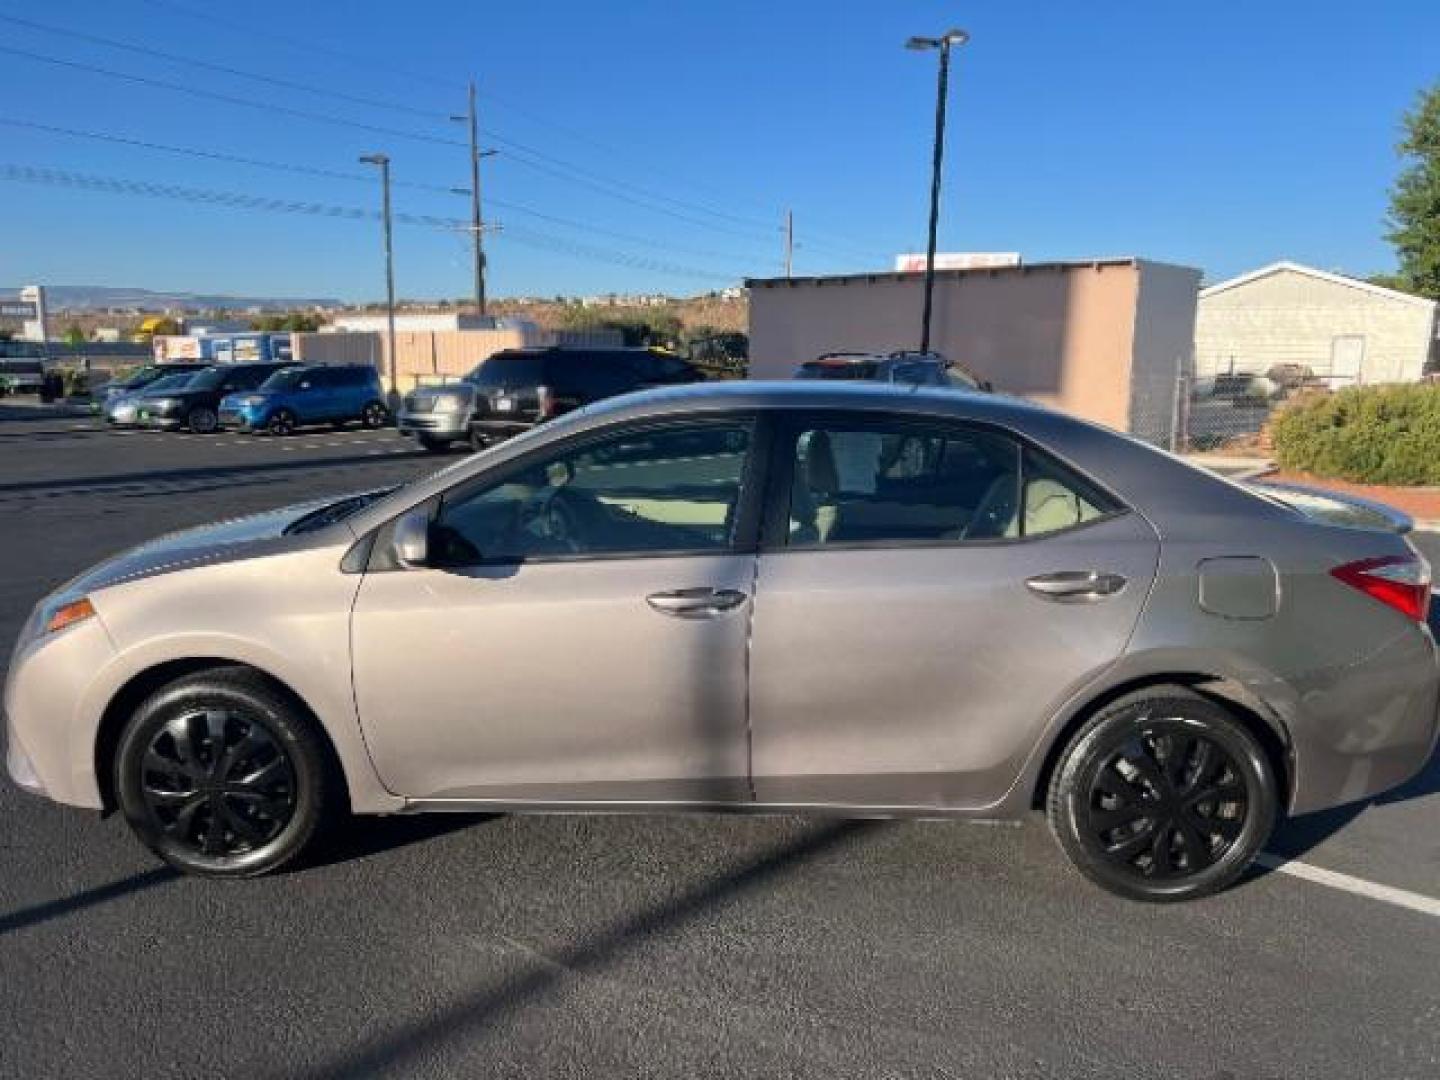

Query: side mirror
392;508;431;568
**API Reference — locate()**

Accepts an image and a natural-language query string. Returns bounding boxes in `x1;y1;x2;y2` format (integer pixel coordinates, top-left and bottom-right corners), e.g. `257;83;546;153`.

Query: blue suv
219;364;389;435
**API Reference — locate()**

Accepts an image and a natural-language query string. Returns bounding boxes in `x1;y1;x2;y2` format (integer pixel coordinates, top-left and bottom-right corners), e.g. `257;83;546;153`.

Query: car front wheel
186;406;219;434
1046;686;1277;902
114;668;340;878
361;401;388;429
266;409;297;436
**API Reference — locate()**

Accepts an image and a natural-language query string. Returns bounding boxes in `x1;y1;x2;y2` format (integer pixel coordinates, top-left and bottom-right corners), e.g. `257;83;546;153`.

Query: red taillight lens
1330;554;1432;622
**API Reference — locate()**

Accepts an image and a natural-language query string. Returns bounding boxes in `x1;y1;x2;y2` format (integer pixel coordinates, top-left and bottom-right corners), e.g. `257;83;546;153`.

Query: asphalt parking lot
1;402;1438;1079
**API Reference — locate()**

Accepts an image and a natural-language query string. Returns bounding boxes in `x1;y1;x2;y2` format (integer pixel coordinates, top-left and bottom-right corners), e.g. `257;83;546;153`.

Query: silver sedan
6;382;1438;901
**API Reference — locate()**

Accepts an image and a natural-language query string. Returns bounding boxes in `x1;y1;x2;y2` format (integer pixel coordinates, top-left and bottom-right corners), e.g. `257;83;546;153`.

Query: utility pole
451;82;494;318
906;29;969;355
359;153;398;404
784;209;794;278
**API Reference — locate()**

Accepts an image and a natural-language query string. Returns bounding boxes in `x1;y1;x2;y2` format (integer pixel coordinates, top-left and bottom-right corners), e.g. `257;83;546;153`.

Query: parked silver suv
6;382;1438;900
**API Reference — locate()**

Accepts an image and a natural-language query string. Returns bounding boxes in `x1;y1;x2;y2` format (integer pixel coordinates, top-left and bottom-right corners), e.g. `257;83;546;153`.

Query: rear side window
546;353;640;397
783;419;1120;547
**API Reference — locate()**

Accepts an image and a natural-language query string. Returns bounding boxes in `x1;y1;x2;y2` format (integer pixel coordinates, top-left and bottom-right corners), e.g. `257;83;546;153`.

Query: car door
307;368;345;421
350;416;764;804
748;412;1160;811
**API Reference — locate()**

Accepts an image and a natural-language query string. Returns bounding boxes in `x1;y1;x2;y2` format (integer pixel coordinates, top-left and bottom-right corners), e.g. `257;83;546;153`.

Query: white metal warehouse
1195;261;1438;384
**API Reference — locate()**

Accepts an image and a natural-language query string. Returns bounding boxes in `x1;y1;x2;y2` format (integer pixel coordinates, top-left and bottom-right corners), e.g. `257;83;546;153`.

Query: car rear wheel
1046;686;1277;902
361;401;388;429
114;669;340;878
186;406;219;434
267;409;297;436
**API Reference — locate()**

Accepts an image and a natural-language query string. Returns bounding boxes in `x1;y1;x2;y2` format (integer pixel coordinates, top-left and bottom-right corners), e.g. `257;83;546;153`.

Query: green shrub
1272;384;1440;485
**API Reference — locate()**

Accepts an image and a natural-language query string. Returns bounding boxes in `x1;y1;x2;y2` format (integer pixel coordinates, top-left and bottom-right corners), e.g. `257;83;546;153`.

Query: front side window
430;422;752;564
785;420;1118;546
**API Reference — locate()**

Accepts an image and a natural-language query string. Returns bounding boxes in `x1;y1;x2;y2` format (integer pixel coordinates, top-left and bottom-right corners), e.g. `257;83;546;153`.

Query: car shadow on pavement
303;812;500;871
291;820;880;1080
1250;730;1440;880
0;865;180;937
1250;598;1440;879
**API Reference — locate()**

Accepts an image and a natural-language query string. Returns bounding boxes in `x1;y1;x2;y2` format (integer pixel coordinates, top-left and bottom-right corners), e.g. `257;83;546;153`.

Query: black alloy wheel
267;409;297;436
1047;687;1276;902
361;401;388;429
187;406;219;434
115;668;339;877
138;709;296;859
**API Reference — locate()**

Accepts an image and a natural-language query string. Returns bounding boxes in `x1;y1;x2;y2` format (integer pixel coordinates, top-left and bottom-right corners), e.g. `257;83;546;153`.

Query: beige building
747;258;1201;442
1196;261;1438;384
293;326;623;393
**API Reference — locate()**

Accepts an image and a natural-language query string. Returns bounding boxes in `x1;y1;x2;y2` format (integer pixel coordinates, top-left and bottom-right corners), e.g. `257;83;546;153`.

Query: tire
467;426;491;453
266;409;297;436
361;401;388;429
186;406;219;434
417;434;452;454
114;668;340;878
1045;686;1277;903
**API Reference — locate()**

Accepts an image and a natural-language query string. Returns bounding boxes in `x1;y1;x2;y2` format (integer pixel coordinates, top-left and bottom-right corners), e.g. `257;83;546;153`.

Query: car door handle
646;588;749;618
1025;571;1127;602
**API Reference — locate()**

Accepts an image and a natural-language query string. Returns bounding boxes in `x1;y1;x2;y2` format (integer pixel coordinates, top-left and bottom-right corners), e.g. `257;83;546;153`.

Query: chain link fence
1130;359;1356;456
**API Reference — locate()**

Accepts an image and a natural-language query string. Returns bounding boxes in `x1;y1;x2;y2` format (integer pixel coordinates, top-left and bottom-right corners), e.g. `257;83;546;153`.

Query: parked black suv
137;361;298;433
398;346;704;452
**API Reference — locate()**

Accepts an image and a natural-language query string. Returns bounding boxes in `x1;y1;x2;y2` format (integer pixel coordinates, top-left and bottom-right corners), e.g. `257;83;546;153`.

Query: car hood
59;495;353;599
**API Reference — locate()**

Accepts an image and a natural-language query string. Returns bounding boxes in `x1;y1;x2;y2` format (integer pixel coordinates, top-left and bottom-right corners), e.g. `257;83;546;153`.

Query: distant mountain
0;285;341;311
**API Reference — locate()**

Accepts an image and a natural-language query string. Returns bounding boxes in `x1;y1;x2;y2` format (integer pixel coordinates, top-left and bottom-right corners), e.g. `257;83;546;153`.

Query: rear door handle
1025;571;1127;603
646;587;749;619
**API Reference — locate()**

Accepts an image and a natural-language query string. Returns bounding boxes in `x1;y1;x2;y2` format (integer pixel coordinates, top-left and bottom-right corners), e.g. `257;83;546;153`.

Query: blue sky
0;0;1436;302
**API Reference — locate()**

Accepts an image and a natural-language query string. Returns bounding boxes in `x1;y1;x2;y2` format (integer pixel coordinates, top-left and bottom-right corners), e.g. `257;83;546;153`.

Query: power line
0;44;467;149
136;0;458;91
0;117;465;194
0;116;760;264
15;8;879;257
0;163;739;282
0;13;449;121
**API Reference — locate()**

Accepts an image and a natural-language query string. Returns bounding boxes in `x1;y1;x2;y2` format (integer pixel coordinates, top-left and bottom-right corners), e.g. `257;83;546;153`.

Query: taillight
537;384;557;419
1330;554;1432;621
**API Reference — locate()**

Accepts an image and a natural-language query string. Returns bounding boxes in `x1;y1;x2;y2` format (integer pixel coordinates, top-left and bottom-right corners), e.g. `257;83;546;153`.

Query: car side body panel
62;544;403;813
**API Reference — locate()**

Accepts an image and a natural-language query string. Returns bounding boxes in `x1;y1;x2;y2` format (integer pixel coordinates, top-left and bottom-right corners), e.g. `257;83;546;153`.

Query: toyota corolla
6;382;1437;901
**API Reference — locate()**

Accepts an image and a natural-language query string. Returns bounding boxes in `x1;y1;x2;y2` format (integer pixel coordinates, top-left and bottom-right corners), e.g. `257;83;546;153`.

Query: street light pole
359;152;398;404
906;28;968;355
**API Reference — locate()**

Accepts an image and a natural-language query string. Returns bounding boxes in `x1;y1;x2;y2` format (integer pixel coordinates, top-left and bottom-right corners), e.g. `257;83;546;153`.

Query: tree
63;324;88;345
250;312;322;332
1386;81;1440;300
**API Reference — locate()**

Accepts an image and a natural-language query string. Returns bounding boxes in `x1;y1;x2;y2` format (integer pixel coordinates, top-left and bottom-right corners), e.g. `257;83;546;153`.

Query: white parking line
1255;853;1440;918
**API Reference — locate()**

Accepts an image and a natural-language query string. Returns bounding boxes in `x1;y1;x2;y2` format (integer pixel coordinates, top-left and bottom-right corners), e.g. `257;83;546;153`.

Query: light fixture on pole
358;152;399;405
906;28;968;355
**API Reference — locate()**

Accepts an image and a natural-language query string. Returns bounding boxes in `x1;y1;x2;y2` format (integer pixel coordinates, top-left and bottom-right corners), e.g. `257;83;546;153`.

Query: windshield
261;368;310;391
143;371;196;393
186;367;226;390
464;353;545;388
120;367;165;388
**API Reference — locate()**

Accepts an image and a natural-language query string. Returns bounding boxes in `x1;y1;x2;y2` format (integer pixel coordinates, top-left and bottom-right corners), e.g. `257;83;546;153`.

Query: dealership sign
894;252;1021;273
1;286;48;341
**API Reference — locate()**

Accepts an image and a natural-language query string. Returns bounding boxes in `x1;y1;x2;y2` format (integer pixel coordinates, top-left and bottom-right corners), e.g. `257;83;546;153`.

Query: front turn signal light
46;597;96;635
